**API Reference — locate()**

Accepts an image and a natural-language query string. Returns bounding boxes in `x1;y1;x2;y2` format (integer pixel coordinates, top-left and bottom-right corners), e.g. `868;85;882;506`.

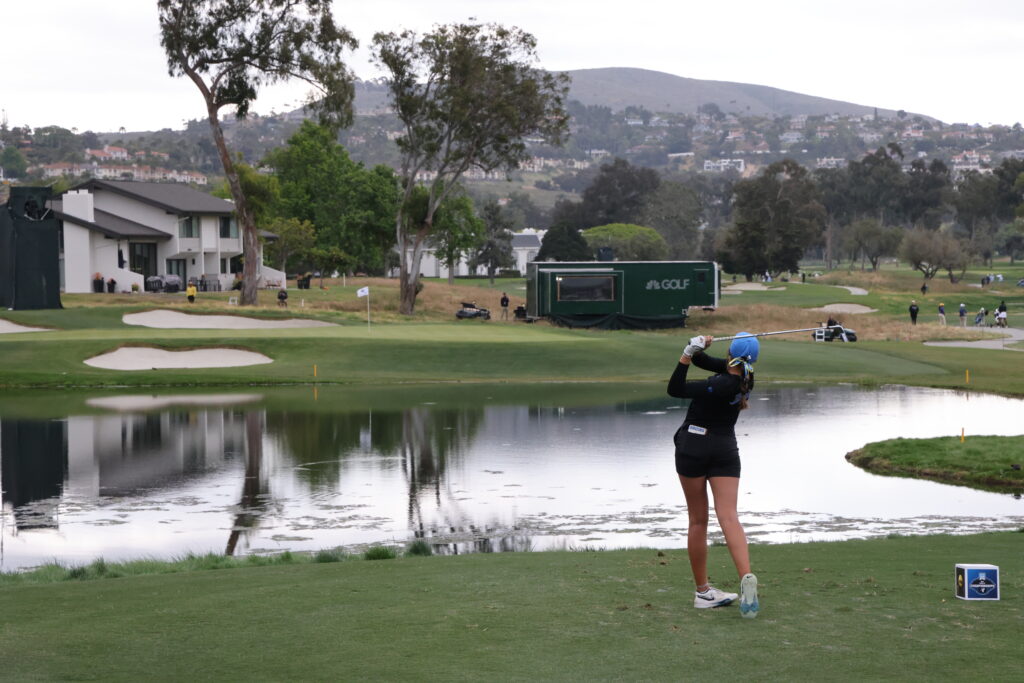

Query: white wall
62;224;93;293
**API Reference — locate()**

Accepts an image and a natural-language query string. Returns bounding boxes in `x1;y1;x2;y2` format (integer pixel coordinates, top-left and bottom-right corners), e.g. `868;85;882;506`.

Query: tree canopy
581;223;669;261
718;159;825;278
158;0;356;304
372;21;569;313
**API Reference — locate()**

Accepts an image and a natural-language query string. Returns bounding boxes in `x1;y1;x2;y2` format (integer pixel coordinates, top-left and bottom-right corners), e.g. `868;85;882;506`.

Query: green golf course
1;267;1022;681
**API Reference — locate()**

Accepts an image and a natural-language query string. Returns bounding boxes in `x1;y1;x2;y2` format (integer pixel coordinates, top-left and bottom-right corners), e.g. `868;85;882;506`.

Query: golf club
710;325;848;342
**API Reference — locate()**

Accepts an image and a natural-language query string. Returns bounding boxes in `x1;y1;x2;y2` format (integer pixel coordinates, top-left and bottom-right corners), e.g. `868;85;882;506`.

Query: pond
1;384;1022;571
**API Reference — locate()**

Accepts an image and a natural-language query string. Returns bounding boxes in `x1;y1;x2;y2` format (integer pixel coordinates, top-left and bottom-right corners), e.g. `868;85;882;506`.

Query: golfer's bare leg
709;476;751;578
679;475;710;587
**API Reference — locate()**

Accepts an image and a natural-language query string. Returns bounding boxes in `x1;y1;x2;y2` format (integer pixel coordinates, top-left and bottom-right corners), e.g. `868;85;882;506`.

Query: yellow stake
965;369;969;384
961;427;965;443
314;364;318;378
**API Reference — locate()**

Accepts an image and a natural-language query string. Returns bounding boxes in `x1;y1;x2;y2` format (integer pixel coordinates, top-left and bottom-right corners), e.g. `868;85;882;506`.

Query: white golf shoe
694;585;737;608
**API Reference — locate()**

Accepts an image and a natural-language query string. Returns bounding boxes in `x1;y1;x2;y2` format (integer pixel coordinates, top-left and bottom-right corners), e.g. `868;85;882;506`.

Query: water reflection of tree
225;412;270;555
263;405;492;544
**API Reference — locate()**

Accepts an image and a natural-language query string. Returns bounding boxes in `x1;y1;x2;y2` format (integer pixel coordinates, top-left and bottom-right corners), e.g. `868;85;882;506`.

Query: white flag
357;286;369;298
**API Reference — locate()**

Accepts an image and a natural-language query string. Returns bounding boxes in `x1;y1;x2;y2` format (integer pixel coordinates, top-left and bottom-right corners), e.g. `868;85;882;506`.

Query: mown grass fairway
0;533;1020;681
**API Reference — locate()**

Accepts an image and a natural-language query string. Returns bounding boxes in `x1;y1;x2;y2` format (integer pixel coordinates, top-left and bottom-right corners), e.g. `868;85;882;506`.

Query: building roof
49;200;171;240
72;179;235;216
511;233;541;249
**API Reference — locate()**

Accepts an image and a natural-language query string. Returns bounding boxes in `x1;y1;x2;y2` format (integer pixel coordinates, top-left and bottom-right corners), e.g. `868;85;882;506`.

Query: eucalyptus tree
158;0;356;305
372;22;569;314
719;159;825;279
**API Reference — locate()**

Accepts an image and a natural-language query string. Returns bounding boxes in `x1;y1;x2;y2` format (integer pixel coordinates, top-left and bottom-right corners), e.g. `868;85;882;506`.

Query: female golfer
668;333;759;618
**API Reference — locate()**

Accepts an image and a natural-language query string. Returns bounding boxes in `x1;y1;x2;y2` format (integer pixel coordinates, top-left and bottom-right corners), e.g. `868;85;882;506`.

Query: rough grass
0;533;1020;681
846;435;1024;492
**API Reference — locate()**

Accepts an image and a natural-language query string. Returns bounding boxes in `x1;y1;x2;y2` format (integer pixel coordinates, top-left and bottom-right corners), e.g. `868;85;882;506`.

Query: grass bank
846;435;1024;492
1;533;1020;681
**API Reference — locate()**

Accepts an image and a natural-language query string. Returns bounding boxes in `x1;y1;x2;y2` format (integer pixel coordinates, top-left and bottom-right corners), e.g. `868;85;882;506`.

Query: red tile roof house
50;180;282;294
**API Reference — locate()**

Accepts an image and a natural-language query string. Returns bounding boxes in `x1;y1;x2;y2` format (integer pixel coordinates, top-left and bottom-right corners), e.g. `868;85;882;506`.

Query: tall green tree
211;162;281;229
637;181;702;259
264;121;399;274
582;223;669;261
843;219;904;271
372;22;569;314
718;159;825;279
0;146;28;178
158;0;356;305
579;158;660;228
263;217;315;273
536;223;591;262
428;190;486;285
468;200;515;284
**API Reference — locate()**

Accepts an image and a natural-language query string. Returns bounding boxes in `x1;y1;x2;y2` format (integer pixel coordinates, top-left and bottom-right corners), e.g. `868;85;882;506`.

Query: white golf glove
683;335;707;358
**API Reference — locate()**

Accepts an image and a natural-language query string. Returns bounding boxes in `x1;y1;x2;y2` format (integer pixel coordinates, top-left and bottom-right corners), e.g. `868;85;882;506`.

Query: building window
556;275;615;302
219;216;238;239
166;259;186;278
178;216;198;238
130;243;158;278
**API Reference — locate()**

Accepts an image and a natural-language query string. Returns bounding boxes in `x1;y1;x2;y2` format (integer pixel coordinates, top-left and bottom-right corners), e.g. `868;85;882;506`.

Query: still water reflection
1;385;1022;570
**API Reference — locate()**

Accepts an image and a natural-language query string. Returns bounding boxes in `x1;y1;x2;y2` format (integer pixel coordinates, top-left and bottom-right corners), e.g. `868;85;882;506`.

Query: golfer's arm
667;362;713;398
692;353;727;374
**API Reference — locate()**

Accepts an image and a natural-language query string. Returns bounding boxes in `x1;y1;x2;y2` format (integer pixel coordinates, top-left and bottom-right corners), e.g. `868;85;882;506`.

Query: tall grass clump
363;546;398;561
404;540;433;557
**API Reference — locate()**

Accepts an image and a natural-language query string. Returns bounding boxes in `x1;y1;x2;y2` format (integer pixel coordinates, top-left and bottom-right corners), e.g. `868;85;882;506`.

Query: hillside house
52;180;283;294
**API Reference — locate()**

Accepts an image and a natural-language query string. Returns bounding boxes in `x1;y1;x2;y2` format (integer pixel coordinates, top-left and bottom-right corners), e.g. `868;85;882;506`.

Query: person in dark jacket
909;300;919;325
667;333;760;618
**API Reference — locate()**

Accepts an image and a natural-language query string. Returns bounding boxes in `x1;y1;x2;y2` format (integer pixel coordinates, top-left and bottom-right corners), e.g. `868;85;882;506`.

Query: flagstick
367;292;371;333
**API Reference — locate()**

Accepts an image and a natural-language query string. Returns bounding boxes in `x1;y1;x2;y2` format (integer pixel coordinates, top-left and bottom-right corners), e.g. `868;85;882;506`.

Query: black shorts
674;426;741;478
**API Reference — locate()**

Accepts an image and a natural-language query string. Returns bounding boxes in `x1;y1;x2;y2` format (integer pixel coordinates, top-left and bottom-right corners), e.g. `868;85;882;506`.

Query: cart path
924;325;1024;351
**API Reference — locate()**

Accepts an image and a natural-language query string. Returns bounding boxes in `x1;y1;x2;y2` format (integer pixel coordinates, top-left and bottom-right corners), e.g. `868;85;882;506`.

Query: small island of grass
846;435;1024;492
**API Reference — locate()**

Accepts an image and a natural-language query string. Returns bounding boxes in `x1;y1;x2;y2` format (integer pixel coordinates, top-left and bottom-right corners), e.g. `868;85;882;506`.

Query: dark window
556;275;615;302
129;243;158;278
166;259;186;278
178;216;197;238
219;216;238;239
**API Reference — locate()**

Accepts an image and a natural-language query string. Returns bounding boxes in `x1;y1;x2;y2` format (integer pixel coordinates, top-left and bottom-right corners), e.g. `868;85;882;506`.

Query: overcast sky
2;1;1021;133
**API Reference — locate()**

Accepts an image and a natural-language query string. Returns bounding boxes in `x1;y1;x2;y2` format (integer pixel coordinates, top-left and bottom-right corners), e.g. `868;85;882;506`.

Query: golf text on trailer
645;278;690;291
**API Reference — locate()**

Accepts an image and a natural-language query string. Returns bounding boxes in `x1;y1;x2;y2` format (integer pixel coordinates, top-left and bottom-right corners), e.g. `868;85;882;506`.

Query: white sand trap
86;393;263;411
836;285;869;295
123;309;336;329
723;283;786;292
0;319;48;334
85;347;272;371
809;303;878;314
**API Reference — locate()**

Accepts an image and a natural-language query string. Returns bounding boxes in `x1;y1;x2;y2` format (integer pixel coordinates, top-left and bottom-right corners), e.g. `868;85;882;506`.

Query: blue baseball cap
729;333;759;363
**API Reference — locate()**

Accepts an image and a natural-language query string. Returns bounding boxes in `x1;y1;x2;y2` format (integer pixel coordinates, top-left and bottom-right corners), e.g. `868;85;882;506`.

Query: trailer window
556;275;615;302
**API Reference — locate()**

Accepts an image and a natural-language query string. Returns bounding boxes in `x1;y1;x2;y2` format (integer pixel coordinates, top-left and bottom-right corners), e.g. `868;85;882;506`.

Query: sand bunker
84;347;273;371
835;285;869;295
723;283;786;292
809;303;877;314
0;319;48;334
86;393;263;411
123;310;336;329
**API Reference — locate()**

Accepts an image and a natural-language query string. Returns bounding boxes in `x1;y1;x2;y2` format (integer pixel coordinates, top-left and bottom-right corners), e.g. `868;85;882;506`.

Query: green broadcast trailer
525;261;719;329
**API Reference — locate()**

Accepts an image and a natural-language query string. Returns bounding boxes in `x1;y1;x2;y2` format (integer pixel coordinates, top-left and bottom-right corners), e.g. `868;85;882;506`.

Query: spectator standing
909;300;919;325
500;292;510;321
959;303;967;327
937;302;946;325
186;282;197;304
920;282;928;296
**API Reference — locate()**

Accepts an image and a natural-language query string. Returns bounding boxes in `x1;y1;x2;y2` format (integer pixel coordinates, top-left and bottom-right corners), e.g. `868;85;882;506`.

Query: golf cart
456;301;491;320
812;324;857;342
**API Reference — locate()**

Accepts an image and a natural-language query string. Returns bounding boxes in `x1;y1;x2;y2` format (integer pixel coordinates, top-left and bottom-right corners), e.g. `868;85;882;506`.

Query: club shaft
712;325;843;342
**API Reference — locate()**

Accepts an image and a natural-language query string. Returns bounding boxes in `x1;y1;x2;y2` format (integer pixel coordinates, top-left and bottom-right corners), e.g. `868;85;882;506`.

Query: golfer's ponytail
738;368;755;410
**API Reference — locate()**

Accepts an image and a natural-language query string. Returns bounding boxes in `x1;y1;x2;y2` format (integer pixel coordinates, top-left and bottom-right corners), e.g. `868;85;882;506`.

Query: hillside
563;67;917;119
